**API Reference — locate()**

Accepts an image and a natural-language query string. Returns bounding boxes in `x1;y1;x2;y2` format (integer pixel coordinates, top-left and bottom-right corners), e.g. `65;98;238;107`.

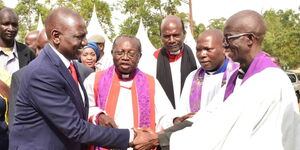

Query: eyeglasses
223;33;258;48
113;50;140;59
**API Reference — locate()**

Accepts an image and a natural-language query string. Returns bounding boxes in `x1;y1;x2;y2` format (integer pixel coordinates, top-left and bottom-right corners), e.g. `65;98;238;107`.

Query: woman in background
79;41;100;70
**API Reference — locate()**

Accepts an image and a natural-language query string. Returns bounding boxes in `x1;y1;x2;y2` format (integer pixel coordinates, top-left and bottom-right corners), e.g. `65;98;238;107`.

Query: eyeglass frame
223;32;258;48
112;50;141;59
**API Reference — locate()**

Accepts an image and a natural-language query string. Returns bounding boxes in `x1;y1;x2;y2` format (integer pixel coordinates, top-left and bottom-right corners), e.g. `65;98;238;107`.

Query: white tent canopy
86;5;112;56
184;24;200;67
36;14;44;31
136;19;157;75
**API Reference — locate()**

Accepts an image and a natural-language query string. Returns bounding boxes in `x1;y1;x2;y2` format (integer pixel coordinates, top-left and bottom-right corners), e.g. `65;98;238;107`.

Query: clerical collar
166;47;184;62
205;58;229;75
115;68;137;81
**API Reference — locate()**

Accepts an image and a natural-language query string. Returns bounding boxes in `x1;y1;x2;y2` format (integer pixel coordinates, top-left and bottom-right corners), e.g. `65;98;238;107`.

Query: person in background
177;29;239;116
24;30;39;54
0;8;35;75
88;34;113;71
153;15;197;109
79;41;100;70
35;29;48;56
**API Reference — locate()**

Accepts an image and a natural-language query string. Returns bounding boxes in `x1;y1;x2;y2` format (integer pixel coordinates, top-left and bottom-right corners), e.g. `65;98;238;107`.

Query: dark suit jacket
16;41;35;68
9;44;129;150
8;62;93;130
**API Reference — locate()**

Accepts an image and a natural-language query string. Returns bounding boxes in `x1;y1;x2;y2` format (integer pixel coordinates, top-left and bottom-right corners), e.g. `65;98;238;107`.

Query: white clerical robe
170;68;300;150
84;72;176;132
139;56;183;108
177;70;227;115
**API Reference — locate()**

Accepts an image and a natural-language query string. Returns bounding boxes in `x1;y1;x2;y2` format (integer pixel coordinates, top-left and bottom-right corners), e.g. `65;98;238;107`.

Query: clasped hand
131;127;160;150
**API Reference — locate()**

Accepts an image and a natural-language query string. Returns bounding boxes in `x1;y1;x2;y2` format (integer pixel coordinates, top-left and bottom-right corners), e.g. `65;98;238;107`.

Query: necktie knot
69;63;78;85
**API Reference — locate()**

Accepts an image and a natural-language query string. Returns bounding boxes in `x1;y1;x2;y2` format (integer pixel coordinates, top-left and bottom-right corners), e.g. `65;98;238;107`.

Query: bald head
0;8;18;20
224;10;266;44
45;7;86;41
0;8;19;46
45;7;87;60
25;30;39;50
160;15;186;35
198;29;224;45
35;29;48;56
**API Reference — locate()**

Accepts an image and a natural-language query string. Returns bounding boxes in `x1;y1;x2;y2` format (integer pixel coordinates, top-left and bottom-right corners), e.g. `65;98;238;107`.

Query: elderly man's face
57;21;87;60
112;38;141;74
196;34;225;71
161;20;185;52
223;25;248;63
0;10;18;43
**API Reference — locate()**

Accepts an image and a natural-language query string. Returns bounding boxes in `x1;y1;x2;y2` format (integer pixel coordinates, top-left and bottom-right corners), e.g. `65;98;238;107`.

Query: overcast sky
4;0;300;26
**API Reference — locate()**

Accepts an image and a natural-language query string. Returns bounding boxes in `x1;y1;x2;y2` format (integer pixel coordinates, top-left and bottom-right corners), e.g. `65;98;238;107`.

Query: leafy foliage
0;0;4;8
15;0;50;43
118;0;187;48
15;0;114;42
262;9;300;69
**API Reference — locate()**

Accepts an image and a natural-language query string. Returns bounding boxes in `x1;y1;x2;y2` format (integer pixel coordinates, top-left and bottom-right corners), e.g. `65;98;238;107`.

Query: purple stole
223;52;280;101
97;66;153;127
189;59;239;112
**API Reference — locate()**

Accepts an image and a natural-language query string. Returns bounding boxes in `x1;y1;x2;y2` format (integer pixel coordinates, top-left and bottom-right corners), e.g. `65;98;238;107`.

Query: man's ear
52;29;60;45
247;34;254;47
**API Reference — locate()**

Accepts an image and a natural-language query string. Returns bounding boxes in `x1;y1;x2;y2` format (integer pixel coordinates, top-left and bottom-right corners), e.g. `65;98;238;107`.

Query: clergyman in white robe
170;67;300;150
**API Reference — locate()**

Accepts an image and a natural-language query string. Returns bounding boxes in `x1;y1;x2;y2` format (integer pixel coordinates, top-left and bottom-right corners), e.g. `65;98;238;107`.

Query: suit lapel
44;44;86;118
74;62;89;119
16;42;29;68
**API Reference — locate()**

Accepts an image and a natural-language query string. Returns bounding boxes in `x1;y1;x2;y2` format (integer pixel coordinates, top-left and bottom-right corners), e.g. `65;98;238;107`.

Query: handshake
97;112;195;150
129;127;161;150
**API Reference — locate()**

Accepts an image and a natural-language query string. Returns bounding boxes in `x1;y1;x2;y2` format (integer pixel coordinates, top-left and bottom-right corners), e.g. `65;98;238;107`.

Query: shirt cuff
129;128;135;144
88;110;107;124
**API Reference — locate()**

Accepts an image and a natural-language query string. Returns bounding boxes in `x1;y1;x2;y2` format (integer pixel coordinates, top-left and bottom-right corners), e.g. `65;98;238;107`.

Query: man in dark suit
8;62;93;130
9;7;154;150
8;29;93;130
0;8;35;75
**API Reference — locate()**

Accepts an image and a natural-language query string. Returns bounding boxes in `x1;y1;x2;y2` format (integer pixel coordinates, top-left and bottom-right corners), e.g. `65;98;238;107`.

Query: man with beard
154;15;197;109
0;8;35;75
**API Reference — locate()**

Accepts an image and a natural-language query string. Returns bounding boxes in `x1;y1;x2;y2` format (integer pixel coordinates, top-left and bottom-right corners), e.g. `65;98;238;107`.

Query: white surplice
177;61;238;115
170;67;300;150
84;72;176;132
177;70;226;115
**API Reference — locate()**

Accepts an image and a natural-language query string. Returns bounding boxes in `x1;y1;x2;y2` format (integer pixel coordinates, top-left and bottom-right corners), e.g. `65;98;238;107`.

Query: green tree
263;8;300;69
54;0;115;39
207;17;226;30
118;0;186;48
15;0;50;43
0;0;4;8
14;0;114;42
193;23;206;39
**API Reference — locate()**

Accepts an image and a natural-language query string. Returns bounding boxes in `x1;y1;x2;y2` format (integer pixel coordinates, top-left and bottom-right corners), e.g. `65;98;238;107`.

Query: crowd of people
0;6;299;150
